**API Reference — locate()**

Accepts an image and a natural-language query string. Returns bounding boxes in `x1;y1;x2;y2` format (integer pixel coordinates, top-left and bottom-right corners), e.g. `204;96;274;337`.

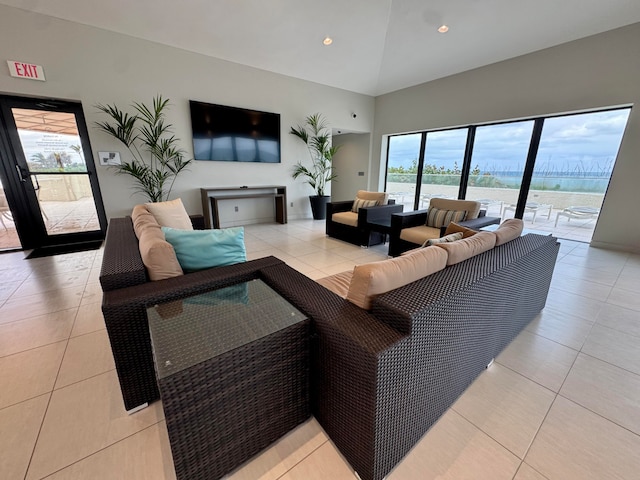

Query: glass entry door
0;95;106;251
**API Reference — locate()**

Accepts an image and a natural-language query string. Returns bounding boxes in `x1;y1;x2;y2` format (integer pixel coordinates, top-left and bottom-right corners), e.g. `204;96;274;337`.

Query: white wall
373;23;640;252
331;133;371;202
0;5;374;220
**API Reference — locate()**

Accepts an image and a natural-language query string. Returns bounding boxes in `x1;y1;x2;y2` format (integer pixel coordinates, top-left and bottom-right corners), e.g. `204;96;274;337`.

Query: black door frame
0;94;107;250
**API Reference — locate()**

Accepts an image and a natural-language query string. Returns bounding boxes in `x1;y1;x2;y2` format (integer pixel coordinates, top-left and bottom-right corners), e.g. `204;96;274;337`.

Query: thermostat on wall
98;151;121;166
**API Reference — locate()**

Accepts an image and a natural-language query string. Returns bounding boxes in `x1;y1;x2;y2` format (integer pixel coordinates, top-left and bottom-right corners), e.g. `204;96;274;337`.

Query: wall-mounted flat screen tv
189;100;280;163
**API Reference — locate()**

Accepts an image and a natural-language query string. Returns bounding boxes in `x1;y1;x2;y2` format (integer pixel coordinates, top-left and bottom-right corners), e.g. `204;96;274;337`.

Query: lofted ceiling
3;0;640;96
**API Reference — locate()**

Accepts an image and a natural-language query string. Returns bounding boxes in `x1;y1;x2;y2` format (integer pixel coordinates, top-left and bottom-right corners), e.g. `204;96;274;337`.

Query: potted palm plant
290;113;340;220
94;95;191;202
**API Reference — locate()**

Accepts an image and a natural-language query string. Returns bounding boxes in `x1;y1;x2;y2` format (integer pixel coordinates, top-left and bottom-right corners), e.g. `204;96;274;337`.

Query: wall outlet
290;202;293;207
358;171;365;176
234;206;239;212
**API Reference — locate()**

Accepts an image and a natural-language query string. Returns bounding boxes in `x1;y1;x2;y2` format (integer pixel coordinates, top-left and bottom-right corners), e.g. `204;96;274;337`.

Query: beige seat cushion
332;211;359;227
145;198;193;230
430;198;481;220
399;225;441;245
346;246;448;309
494;218;524;246
131;204;183;281
317;270;353;299
435;231;497;266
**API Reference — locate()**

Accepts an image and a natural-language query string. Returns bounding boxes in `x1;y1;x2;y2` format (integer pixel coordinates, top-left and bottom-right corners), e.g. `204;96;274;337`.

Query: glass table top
147;279;307;379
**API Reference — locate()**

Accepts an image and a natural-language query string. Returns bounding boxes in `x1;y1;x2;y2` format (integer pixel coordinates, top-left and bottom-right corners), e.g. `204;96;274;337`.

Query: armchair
326;191;403;247
388;198;482;257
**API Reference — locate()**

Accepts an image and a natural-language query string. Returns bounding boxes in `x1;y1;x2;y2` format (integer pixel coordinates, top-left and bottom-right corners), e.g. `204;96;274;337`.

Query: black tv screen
189;100;280;163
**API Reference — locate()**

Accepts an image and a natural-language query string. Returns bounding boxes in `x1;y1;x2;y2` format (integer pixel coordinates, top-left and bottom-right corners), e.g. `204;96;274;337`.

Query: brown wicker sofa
100;216;559;480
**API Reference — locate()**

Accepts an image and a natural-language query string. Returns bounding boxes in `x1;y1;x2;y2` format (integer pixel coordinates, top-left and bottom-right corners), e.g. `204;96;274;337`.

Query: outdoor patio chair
555;206;600;227
502;202;552;223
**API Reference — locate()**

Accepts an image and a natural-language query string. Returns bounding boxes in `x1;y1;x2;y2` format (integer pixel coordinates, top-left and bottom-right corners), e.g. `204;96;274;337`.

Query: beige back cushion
430;198;481;220
444;222;478;238
399;225;441;244
317;270;353;299
435;231;496;266
145;198;193;230
356;190;389;205
494;218;524;246
131;204;183;281
346;246;448;309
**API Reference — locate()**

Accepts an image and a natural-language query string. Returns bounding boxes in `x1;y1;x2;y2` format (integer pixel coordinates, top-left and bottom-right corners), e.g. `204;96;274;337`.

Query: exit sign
7;60;46;81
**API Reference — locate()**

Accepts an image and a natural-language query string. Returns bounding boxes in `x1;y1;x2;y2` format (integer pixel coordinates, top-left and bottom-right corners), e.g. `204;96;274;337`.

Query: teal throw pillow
161;226;246;272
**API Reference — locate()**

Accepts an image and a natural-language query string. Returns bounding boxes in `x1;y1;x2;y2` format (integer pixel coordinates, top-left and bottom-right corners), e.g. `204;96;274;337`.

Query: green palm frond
95;95;192;202
289;113;341;196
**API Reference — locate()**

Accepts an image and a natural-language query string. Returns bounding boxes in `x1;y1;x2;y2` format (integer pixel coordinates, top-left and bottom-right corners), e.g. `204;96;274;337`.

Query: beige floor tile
606;286;640;311
560;353;640;435
525;396;640;480
387;410;520;480
513;463;550;480
0;281;19;302
496;330;578;392
0;341;66;409
26;370;164;480
614;271;640;294
12;270;90;298
525;308;593;350
552;262;619;286
544;290;604;321
0;394;50;480
0;308;75;357
318;260;357;276
595;303;640;337
71;302;106;337
0;285;85;324
80;282;103;306
581;324;640;375
45;422;176;480
549;275;612;302
229;418;328;480
452;364;555;458
302;269;329;281
278;441;357;480
296;250;351;269
55;330;115;389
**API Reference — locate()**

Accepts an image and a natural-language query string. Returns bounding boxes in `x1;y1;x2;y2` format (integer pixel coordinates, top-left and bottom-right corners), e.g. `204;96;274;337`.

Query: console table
200;186;287;229
147;279;310;480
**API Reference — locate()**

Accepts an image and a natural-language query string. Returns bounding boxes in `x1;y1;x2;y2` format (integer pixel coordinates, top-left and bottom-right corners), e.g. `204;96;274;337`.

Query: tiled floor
1;219;639;479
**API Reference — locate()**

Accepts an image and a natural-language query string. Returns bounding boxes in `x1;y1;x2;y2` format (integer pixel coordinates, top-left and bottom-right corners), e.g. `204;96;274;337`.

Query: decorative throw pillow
423;231;463;246
444;222;478;239
426;207;467;228
162;226;246;272
146;198;193;230
351;197;379;212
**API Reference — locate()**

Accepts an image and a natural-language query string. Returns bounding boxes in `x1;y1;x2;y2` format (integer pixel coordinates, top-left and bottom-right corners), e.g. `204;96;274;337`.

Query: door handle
15;165;29;183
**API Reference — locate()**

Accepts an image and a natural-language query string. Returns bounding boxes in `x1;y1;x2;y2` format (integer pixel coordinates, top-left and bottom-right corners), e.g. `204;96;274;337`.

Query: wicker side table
148;279;310;480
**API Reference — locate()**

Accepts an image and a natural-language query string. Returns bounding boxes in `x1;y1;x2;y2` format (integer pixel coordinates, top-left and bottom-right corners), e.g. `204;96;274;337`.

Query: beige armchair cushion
429;198;481;220
494;218;524;246
317;270;353;299
399;225;441;245
444;222;478;238
346;246;448;309
355;190;389;205
435;231;496;266
332;211;359;227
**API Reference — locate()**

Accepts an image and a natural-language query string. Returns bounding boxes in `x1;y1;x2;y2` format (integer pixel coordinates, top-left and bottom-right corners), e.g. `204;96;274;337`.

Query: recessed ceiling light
323;37;333;46
437;25;449;33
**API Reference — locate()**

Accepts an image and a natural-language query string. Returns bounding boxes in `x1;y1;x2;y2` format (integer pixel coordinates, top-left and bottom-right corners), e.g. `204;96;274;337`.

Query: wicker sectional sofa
100;216;559;480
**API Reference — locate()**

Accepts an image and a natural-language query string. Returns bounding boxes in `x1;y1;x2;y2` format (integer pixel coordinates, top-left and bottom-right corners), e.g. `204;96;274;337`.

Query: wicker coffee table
147;279;310;480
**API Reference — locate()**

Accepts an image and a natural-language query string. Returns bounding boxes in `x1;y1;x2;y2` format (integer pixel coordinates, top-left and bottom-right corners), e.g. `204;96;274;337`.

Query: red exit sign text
7;60;46;81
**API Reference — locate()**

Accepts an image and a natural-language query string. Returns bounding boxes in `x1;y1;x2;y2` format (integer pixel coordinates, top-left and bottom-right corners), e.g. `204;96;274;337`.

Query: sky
387;108;631;176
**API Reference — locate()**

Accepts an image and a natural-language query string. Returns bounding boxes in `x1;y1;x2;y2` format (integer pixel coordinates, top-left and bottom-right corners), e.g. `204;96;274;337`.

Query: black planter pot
309;195;330;220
